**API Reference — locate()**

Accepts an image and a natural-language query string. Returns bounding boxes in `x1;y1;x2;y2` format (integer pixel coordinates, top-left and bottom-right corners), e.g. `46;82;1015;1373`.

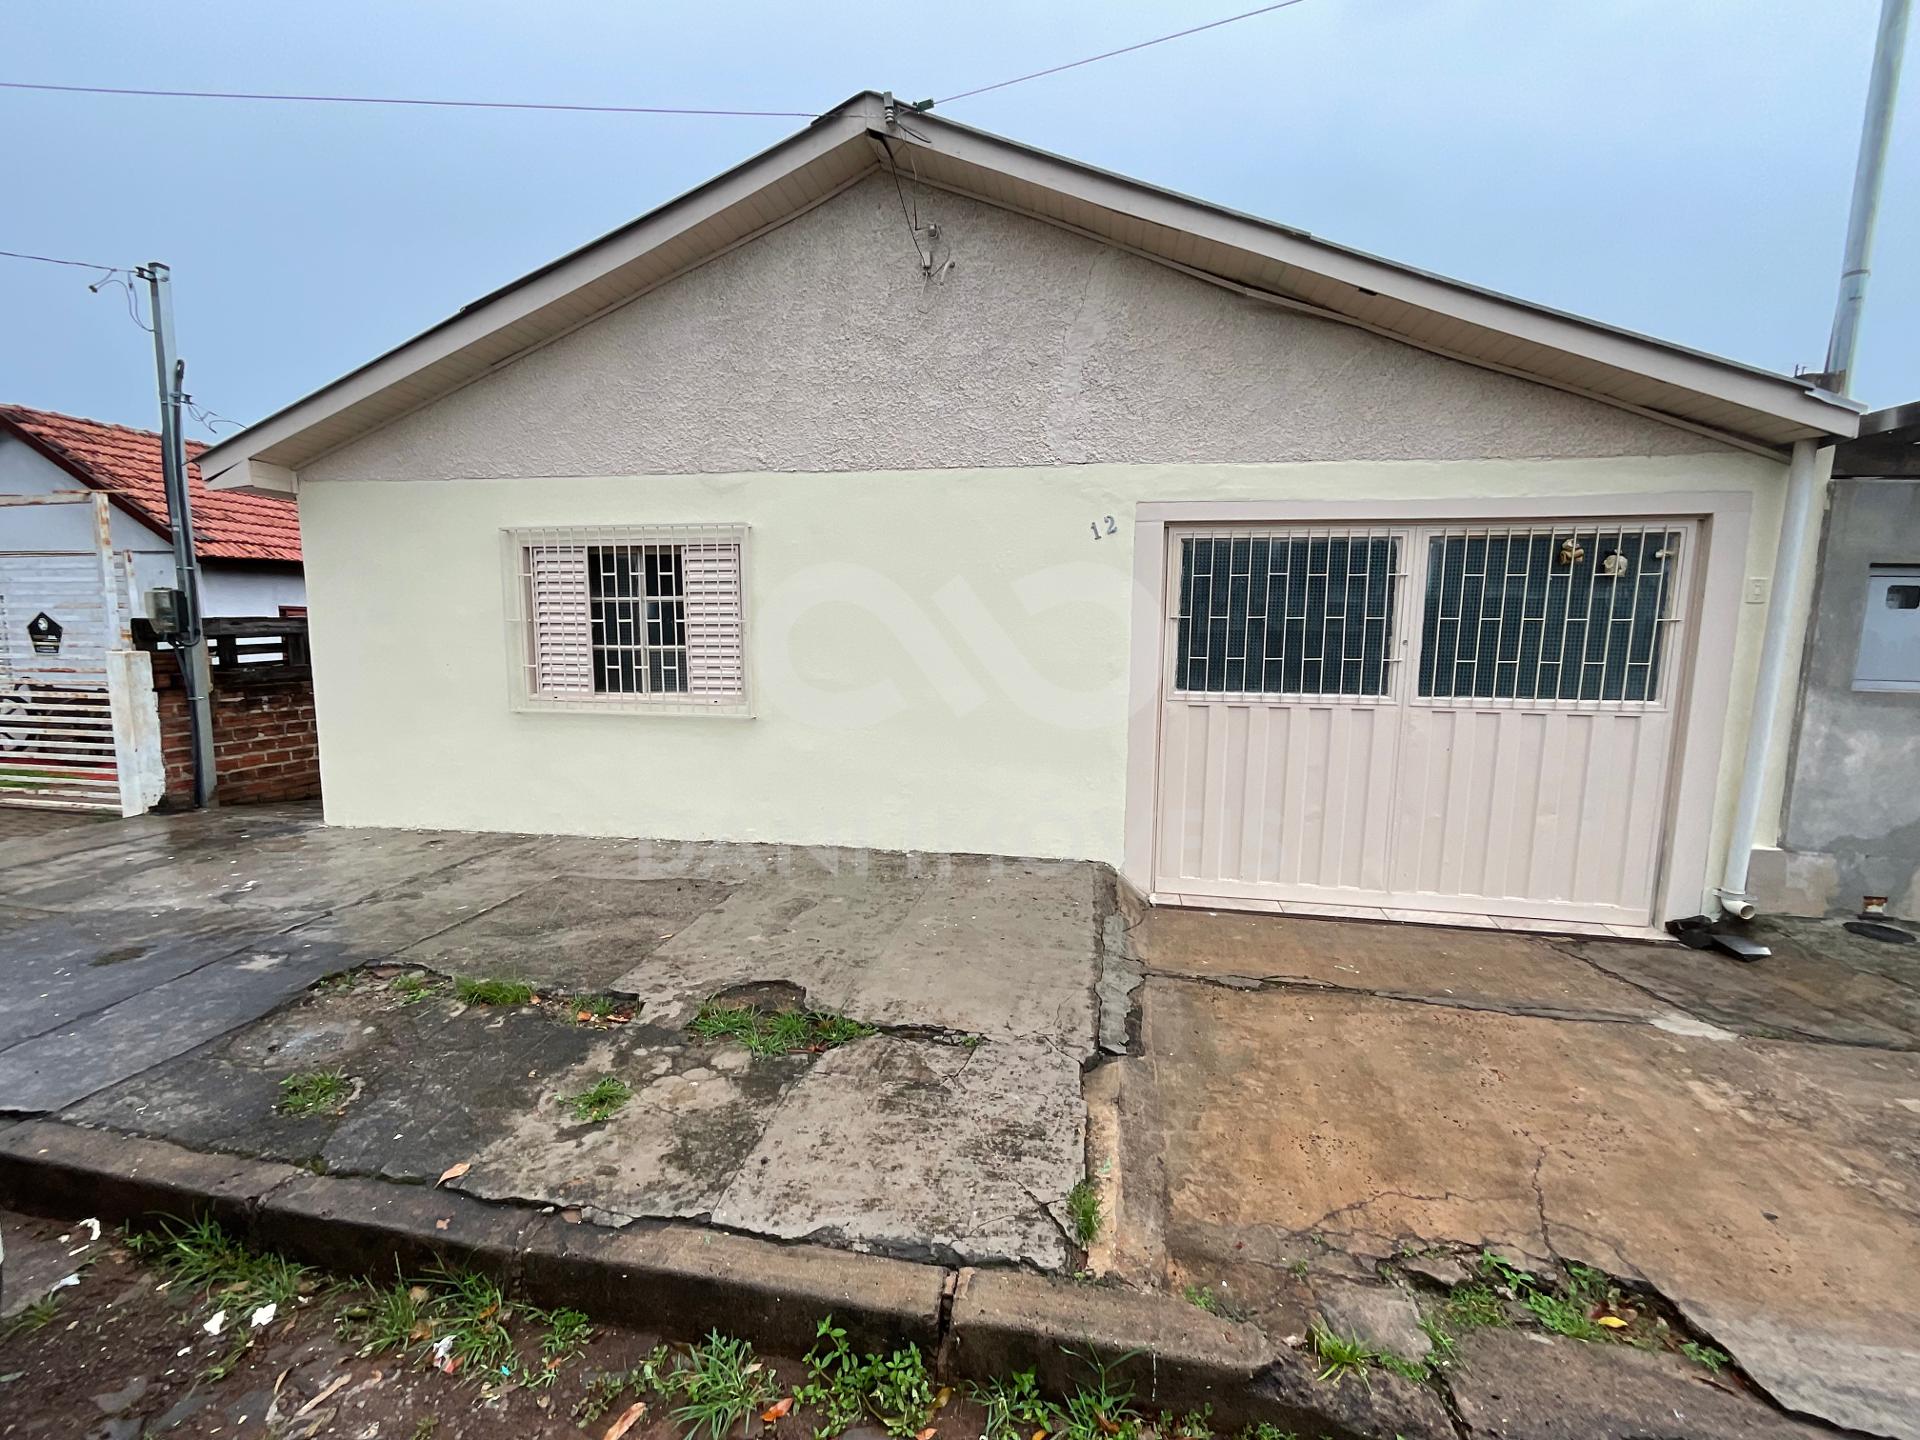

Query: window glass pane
588;544;688;694
1418;529;1677;702
1174;533;1397;696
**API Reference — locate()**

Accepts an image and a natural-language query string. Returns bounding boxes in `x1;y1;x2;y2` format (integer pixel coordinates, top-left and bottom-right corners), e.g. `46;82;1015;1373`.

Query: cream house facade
201;92;1860;931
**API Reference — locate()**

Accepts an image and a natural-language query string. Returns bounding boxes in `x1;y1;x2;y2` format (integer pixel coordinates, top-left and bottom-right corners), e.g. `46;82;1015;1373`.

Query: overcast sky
3;1;1914;444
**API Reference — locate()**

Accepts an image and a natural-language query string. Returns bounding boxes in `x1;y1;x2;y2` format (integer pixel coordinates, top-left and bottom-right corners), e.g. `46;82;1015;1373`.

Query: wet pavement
1098;905;1920;1440
0;806;1107;1270
9;804;1920;1437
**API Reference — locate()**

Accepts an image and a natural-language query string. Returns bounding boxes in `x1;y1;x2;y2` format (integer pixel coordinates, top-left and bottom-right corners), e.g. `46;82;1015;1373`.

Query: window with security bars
1417;526;1681;703
1174;531;1400;697
507;525;746;712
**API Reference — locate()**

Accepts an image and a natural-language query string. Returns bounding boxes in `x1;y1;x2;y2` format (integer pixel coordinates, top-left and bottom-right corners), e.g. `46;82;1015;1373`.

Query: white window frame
502;523;751;717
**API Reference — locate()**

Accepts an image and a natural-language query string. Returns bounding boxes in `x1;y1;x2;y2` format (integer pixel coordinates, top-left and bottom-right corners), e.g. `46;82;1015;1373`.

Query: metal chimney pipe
1823;0;1911;396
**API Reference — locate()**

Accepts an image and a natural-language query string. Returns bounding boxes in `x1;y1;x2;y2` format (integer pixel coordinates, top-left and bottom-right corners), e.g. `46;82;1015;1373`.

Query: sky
2;1;1915;445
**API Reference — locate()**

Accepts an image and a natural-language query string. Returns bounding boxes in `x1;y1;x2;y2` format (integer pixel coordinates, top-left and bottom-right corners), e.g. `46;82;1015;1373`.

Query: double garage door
1152;516;1697;926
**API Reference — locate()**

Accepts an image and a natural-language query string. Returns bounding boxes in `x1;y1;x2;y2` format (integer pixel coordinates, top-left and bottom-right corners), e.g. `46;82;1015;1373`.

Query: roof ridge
1;403;210;456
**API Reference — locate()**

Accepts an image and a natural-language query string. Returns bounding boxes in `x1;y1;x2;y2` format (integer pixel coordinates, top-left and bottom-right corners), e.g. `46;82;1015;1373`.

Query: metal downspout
1716;438;1821;918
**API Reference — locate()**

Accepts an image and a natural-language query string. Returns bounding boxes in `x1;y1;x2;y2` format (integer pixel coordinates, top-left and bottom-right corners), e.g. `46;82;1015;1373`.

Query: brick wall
151;660;321;806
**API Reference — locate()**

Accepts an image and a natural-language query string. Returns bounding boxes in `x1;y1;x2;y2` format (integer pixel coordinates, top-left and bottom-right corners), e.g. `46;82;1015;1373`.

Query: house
1758;403;1920;917
0;405;305;621
196;92;1863;931
1;406;310;813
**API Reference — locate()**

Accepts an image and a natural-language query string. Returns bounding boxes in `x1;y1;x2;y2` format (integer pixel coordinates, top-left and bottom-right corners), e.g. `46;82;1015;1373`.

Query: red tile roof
0;405;301;563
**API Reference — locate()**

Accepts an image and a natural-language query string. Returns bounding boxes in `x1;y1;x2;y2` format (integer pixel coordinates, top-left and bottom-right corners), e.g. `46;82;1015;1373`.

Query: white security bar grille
505;524;748;716
1171;526;1405;701
1416;523;1685;706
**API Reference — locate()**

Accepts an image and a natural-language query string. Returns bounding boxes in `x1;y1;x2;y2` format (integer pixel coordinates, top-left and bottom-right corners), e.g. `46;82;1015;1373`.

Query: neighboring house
0;405;305;620
0;406;308;815
198;92;1863;932
1758;403;1920;916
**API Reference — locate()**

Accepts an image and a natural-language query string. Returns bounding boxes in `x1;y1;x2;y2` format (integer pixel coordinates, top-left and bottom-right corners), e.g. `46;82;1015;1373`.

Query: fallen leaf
1595;1315;1628;1329
435;1219;450;1231
437;1161;471;1187
1096;1416;1121;1435
916;1428;937;1440
1033;1430;1049;1440
762;1398;794;1422
294;1374;351;1417
603;1400;649;1440
407;1286;430;1303
934;1387;952;1411
744;1362;764;1375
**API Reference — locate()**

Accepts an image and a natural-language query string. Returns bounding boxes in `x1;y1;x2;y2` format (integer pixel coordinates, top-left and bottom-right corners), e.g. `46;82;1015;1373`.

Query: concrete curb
0;1120;1389;1437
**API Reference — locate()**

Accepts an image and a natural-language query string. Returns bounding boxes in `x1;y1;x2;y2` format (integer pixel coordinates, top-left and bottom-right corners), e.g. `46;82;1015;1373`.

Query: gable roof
0;405;302;562
201;90;1859;489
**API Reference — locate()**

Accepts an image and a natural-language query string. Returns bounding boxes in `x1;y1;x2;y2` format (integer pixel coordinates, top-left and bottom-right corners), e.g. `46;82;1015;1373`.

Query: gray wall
1766;478;1920;916
307;173;1726;484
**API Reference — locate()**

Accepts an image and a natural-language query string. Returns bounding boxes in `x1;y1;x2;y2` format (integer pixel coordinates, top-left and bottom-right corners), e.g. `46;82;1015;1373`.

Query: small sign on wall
27;612;62;655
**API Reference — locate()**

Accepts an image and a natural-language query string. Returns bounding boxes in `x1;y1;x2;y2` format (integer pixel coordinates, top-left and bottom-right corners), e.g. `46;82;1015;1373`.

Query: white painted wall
298;451;1786;914
0;431;305;617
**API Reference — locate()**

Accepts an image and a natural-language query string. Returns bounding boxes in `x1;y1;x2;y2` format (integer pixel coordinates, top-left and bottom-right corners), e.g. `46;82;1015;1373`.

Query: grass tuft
277;1068;352;1116
1066;1178;1102;1247
562;1076;633;1124
669;1331;778;1440
688;1001;876;1058
1308;1321;1376;1387
134;1214;319;1315
2;1292;63;1337
454;976;534;1006
970;1368;1050;1440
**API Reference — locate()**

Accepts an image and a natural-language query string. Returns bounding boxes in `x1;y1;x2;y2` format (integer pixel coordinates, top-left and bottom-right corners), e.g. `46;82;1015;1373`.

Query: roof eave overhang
204;90;1858;488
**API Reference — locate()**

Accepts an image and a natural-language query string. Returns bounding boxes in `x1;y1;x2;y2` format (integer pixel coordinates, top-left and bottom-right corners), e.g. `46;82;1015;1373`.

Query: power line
936;0;1310;104
0;246;118;273
0;3;1315;121
0;79;827;118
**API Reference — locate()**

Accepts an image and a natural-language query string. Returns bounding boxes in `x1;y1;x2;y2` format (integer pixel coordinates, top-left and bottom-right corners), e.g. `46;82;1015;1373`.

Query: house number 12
1089;516;1117;539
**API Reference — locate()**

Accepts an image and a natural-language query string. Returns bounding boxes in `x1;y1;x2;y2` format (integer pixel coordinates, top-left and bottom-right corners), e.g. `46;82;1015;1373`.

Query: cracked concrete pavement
1;806;1106;1271
1099;905;1920;1440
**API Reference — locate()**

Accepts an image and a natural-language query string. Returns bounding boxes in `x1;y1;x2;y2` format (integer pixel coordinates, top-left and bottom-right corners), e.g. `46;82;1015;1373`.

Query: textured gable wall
306;173;1727;484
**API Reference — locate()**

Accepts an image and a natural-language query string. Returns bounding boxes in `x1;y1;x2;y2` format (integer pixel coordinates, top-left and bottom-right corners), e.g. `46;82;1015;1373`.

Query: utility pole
1822;0;1911;395
139;261;216;808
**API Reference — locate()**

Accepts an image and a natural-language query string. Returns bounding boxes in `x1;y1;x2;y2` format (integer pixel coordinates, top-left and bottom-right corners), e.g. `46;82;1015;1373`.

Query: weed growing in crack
688;1001;876;1057
1679;1340;1731;1372
1442;1282;1510;1331
1066;1178;1102;1247
1308;1322;1376;1387
562;1075;633;1124
1164;1405;1213;1440
277;1068;352;1116
1181;1282;1221;1314
1417;1312;1458;1369
1524;1288;1608;1341
1374;1350;1432;1384
454;976;535;1006
796;1315;939;1439
390;973;439;1005
573;994;620;1021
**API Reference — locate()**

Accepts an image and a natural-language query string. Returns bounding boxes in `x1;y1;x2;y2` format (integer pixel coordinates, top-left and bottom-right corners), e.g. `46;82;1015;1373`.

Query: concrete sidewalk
1;806;1109;1270
6;805;1919;1437
1098;906;1920;1440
